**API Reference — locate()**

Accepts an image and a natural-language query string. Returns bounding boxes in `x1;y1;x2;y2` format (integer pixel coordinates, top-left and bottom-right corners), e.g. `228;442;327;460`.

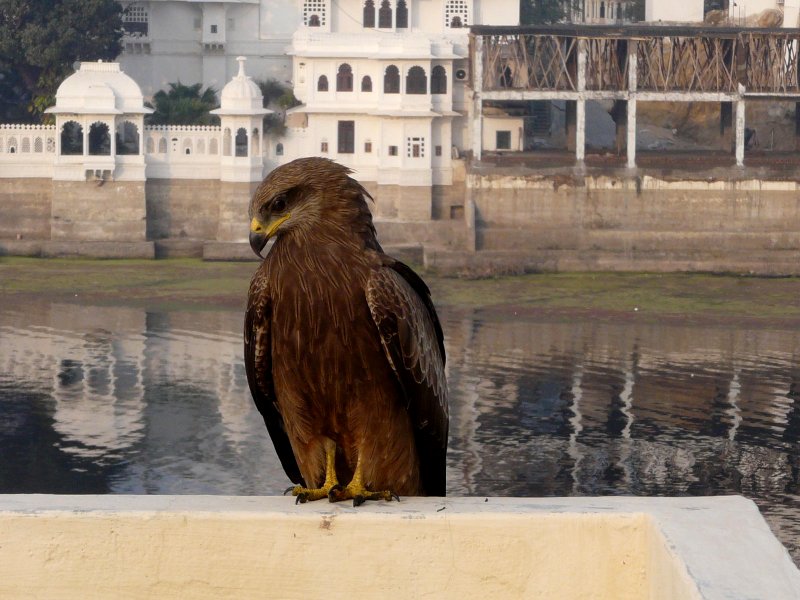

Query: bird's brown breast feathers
260;236;421;492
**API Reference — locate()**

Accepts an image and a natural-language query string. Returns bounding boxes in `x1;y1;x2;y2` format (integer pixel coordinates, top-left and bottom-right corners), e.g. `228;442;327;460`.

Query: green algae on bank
2;257;800;322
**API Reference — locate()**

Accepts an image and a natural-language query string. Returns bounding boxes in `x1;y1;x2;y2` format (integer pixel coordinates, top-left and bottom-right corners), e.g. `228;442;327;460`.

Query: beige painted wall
1;495;797;599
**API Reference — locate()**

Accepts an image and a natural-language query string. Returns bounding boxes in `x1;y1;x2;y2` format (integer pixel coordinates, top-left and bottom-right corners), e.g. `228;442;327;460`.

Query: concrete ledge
40;241;155;259
154;239;205;258
0;495;796;599
382;242;424;265
0;240;44;257
202;241;260;261
424;248;800;276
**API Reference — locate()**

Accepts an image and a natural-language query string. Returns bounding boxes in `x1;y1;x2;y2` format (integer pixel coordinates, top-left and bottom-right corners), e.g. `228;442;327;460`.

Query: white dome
211;57;272;117
46;61;152;115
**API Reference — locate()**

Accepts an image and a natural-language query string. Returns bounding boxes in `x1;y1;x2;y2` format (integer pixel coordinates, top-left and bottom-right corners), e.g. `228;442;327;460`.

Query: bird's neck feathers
281;181;381;255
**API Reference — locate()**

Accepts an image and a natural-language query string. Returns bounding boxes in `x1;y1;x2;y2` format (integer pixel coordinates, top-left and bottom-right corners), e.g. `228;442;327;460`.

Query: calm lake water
1;300;799;564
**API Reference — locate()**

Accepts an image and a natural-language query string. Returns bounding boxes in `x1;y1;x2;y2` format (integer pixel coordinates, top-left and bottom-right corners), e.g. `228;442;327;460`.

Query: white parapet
0;495;797;599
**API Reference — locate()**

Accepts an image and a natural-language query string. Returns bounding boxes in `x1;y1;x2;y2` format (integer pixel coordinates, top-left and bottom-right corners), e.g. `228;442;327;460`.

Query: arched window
337;64;353;92
209;138;219;155
431;66;447;94
21;138;30;153
445;0;468;28
223;128;232;156
378;0;392;27
361;75;373;92
34;137;43;153
276;143;284;156
600;1;605;18
61;121;83;155
384;65;400;93
318;75;329;92
8;137;16;153
89;122;111;155
197;139;205;154
363;0;375;27
158;137;167;153
396;0;408;28
183;139;193;155
116;121;139;155
303;0;326;26
146;136;155;153
235;127;248;157
406;66;427;94
46;137;55;153
252;128;260;155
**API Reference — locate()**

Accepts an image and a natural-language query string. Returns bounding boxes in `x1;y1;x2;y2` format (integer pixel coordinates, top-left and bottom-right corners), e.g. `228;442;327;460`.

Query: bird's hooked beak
249;214;291;258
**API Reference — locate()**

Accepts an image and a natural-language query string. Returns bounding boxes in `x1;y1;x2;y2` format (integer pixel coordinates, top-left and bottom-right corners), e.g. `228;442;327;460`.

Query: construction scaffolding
469;25;800;166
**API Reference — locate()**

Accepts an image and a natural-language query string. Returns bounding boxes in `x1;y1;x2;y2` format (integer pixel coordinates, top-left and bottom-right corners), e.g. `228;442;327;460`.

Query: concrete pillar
627;40;638;169
577;40;586;93
626;99;636;169
82;118;89;157
109;119;117;157
576;100;585;162
472;35;483;162
576;39;586;163
735;99;745;167
565;101;577;152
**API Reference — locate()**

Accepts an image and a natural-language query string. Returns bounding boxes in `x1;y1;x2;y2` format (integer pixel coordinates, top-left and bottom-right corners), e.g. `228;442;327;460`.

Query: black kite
244;157;448;505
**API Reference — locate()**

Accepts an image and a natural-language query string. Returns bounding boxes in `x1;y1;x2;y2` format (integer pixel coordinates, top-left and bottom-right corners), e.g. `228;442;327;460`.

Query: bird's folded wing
366;263;448;495
244;289;304;485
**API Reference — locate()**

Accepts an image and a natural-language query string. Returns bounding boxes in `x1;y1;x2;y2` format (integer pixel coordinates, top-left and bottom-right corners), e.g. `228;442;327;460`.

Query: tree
521;0;580;24
0;0;124;122
256;79;300;138
624;0;646;22
146;82;219;125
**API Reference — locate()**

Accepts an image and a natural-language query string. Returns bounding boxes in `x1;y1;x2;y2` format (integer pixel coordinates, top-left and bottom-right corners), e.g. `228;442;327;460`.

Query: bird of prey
244;157;448;506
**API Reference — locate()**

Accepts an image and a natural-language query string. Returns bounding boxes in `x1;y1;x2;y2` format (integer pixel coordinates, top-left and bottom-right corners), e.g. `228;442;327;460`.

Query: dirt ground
3;257;800;328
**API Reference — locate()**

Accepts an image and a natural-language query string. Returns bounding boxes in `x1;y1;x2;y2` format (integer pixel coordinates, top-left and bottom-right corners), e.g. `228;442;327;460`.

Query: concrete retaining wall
145;179;221;241
6;172;800;273
428;173;800;275
0;178;51;241
1;495;797;599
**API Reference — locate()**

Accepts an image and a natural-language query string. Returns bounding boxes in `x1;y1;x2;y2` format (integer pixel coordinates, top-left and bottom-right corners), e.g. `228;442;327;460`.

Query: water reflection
1;302;798;563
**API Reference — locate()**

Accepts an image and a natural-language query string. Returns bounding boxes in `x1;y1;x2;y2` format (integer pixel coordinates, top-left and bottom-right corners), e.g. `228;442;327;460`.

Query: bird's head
248;157;374;258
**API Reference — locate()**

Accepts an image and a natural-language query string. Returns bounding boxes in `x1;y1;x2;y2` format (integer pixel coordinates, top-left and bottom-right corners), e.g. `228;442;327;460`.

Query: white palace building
0;0;519;258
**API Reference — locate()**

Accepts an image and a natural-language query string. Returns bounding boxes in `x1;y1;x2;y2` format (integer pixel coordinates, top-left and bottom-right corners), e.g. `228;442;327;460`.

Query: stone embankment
4;167;800;275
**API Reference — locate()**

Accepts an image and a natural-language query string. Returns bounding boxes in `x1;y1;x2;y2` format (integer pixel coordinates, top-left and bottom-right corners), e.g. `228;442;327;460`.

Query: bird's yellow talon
328;482;398;506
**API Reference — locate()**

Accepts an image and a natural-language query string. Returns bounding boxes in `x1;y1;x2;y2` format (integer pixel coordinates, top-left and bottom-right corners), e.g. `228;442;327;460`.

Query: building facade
272;0;518;197
118;0;300;97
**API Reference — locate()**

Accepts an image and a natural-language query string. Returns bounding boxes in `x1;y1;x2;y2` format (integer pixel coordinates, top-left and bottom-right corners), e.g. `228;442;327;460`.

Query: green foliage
624;0;646;21
0;0;123;122
146;82;219;125
255;79;300;138
520;0;579;24
257;79;288;106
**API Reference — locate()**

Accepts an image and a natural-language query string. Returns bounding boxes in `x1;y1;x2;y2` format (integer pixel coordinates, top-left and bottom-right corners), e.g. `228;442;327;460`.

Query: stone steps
425;247;800;276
